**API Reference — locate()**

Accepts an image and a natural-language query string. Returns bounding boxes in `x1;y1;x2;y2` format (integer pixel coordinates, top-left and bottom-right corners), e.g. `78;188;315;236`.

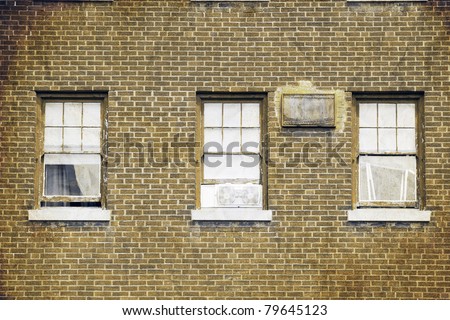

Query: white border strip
192;208;272;221
348;208;431;222
29;208;111;221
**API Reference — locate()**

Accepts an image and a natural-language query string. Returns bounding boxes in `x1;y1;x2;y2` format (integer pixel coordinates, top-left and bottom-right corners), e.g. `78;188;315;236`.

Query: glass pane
204;103;222;127
242;128;260;153
203;154;260;181
64;102;82;126
359;103;377;128
242;103;260;127
64;128;82;152
45;103;63;126
359;156;416;202
239;154;260;180
378;103;396;127
222;128;241;154
204;128;222;153
82;128;101;152
397;103;415;128
44;128;63;152
82;103;101;127
359;128;377;152
378;128;396;152
44;154;101;197
397;128;416;152
223;103;241;127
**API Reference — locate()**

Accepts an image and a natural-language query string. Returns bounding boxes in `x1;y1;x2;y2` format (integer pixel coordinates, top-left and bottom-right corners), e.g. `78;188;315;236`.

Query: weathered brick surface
0;0;449;299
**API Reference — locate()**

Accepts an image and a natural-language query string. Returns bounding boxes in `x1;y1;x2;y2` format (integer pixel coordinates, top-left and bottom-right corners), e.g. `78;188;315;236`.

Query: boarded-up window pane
82;128;101;152
223;103;241;127
222;128;241;153
378;128;396;152
83;103;102;127
242;103;260;127
397;104;415;128
44;128;63;152
64;102;82;126
204;128;222;153
397;128;416;152
242;128;260;153
45;103;63;126
378;103;396;127
359;128;378;152
204;154;260;181
64;128;82;152
359;156;416;202
204;103;222;127
359;103;377;127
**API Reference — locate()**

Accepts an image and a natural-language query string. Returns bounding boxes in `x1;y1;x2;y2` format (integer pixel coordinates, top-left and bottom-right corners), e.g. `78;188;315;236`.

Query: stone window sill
347;208;431;222
28;207;111;221
192;208;272;221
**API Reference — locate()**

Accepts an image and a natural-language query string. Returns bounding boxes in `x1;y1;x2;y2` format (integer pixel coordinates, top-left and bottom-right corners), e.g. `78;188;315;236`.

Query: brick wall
0;0;449;299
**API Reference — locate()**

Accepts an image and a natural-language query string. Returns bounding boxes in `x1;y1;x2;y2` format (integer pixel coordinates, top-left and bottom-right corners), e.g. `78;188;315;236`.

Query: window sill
192;208;272;221
347;208;431;222
28;207;111;221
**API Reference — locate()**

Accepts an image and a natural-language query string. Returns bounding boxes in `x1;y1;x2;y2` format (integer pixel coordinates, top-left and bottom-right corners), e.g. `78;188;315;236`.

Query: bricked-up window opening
38;96;107;208
355;94;424;209
197;94;268;210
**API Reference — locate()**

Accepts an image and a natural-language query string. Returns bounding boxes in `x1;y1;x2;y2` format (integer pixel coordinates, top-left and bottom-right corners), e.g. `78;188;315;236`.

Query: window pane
242;103;260;127
378;128;396;152
64;102;82;126
397;128;416;152
242;128;260;153
359;103;377;127
223;103;241;127
359;128;377;152
44;154;101;197
82;128;101;152
359;156;416;202
397;103;415;128
222;128;241;154
45;103;63;126
378;103;396;127
204;103;222;127
82;103;101;127
64;128;82;152
203;154;260;181
204;128;222;153
44;128;63;152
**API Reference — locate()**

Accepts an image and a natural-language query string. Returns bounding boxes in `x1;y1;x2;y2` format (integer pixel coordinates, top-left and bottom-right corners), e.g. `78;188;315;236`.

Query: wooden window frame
352;93;425;210
35;92;108;209
195;93;268;210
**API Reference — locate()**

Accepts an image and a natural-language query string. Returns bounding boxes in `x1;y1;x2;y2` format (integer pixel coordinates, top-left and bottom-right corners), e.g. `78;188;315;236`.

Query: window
29;93;110;221
358;101;417;205
348;93;430;222
192;93;271;221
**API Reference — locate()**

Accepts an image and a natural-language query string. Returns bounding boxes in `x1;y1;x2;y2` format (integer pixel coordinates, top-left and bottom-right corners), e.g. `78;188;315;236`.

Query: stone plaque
282;94;335;127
